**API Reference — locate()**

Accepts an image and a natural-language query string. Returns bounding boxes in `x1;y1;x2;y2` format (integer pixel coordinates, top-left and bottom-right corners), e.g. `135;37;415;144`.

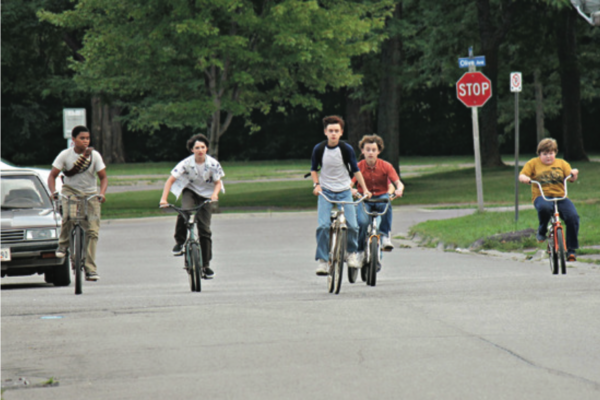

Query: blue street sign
458;56;486;68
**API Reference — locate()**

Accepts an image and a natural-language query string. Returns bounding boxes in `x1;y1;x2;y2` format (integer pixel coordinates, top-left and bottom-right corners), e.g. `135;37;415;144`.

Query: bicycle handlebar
361;197;393;217
530;175;571;202
160;200;213;219
318;191;366;206
55;193;102;202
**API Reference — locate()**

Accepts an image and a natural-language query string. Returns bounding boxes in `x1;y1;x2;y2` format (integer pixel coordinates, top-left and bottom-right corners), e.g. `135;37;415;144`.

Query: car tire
50;258;71;287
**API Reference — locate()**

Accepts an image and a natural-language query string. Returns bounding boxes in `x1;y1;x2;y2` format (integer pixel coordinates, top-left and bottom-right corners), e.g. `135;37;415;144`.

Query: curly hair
358;134;384;152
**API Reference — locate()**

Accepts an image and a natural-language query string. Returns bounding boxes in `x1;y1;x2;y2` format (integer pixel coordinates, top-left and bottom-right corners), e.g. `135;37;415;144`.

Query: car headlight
26;228;58;240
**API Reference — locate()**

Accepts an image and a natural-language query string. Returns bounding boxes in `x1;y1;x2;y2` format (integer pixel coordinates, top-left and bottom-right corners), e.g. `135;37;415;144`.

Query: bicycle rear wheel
190;243;202;292
72;227;84;295
367;237;378;287
548;233;558;275
556;228;567;275
333;229;347;295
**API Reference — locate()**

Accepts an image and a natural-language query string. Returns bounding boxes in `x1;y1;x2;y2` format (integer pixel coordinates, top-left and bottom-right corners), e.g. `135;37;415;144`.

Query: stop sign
456;72;492;107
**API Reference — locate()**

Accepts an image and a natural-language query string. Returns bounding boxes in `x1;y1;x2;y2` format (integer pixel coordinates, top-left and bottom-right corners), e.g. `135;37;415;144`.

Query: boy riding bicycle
310;115;371;276
160;134;224;279
350;134;404;253
48;125;108;281
518;138;580;261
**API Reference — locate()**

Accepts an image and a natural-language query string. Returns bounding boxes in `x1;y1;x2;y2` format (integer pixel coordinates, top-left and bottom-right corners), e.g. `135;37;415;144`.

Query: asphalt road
2;206;600;400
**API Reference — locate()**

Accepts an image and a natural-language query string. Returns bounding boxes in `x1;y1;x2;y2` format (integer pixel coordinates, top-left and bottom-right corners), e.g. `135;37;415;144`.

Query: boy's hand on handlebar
394;188;404;198
570;169;579;181
159;198;169;207
97;194;106;204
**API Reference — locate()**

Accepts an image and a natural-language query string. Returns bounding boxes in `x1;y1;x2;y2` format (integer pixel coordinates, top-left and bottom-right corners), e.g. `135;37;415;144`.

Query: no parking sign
510;72;522;92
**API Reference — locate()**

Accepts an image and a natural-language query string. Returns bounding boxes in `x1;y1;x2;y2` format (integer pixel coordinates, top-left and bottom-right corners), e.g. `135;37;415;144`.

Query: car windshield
1;175;53;209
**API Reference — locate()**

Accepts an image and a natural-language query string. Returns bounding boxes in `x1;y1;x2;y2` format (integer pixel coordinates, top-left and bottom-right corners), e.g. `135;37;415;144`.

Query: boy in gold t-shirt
519;138;580;261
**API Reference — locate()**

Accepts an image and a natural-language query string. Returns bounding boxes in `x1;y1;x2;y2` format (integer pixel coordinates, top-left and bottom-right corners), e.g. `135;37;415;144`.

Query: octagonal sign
456;72;492;107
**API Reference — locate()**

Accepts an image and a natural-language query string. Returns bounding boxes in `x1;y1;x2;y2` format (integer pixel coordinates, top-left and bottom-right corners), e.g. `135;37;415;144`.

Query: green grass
409;201;600;252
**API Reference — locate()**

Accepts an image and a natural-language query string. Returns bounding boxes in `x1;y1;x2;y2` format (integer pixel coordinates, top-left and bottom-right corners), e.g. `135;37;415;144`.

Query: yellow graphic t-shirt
520;157;572;202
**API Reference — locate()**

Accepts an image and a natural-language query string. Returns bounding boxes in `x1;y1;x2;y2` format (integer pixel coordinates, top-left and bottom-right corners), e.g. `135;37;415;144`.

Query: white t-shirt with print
170;154;225;199
52;148;106;193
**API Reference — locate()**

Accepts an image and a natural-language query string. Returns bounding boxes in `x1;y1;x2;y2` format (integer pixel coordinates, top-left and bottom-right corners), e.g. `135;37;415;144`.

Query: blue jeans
316;188;359;261
356;193;392;252
534;196;579;254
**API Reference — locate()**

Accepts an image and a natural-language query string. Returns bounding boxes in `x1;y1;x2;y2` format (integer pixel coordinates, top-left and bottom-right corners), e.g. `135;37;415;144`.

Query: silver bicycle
318;192;366;295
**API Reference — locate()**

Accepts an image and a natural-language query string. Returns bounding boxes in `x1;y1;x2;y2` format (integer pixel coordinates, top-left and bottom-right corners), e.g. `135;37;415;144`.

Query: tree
1;0;87;164
556;6;589;161
40;0;394;158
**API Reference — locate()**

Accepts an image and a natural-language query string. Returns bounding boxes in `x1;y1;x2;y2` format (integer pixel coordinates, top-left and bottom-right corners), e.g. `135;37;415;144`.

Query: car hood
1;208;60;229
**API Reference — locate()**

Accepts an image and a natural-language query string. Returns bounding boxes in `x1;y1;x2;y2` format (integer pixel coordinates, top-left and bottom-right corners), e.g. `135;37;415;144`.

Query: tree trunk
476;0;510;167
534;69;546;144
376;3;402;174
91;95;126;164
345;87;373;155
556;8;588;162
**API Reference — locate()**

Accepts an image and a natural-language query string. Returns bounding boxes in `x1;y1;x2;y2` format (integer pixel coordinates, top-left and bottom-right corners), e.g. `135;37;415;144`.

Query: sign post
510;72;522;222
63;108;87;148
456;47;490;212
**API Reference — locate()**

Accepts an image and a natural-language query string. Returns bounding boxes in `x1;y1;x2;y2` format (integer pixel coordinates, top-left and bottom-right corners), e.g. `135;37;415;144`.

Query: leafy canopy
40;0;394;133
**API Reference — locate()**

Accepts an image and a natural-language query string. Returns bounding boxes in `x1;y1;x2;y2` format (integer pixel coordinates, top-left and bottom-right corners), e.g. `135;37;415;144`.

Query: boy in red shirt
351;134;404;252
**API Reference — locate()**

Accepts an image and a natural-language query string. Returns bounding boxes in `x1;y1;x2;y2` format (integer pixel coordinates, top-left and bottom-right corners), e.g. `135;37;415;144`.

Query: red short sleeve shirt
353;159;400;196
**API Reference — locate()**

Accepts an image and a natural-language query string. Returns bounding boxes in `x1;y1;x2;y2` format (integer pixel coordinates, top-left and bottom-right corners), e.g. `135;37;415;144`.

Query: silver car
1;168;70;286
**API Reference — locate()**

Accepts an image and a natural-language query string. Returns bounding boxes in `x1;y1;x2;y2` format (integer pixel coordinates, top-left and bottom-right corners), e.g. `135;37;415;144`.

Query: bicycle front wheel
556;228;567;275
333;229;347;295
72;226;84;295
190;243;202;292
185;246;196;292
367;237;378;287
548;234;558;275
327;228;337;293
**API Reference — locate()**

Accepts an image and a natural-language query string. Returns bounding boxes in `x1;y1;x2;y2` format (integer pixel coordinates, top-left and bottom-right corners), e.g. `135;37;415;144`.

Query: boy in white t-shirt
160;134;225;279
48;125;108;281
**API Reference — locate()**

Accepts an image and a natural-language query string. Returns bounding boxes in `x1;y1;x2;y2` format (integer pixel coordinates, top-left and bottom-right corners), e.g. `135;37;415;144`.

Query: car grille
1;229;26;243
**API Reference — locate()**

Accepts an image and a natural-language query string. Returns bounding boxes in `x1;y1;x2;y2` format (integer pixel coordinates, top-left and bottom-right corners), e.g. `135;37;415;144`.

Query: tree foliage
40;0;394;157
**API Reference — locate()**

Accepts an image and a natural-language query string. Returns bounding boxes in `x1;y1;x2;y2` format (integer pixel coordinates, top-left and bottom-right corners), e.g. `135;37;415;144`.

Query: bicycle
357;196;394;287
161;201;212;292
530;175;572;275
318;191;365;295
56;194;102;295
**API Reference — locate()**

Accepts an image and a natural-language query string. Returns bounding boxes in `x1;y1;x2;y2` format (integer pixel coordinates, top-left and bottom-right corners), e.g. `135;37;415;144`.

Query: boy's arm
392;179;404;198
569;168;579;182
48;167;61;196
311;171;320;196
518;173;531;184
353;171;371;198
160;175;177;205
211;180;222;201
97;169;108;203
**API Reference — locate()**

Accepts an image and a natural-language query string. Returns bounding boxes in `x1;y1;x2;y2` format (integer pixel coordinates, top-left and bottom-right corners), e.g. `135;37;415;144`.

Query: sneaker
346;252;363;269
172;243;184;256
567;254;577;262
381;235;394;251
86;273;100;281
203;266;214;279
315;259;329;276
536;233;547;243
55;247;67;258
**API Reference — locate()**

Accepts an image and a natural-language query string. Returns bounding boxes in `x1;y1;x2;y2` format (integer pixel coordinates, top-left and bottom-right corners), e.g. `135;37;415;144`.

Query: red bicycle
530;175;572;275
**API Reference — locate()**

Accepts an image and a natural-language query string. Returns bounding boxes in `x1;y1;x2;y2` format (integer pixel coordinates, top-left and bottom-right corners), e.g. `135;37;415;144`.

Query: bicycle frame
361;197;393;263
163;200;211;291
530;175;571;255
56;193;101;294
318;191;366;294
